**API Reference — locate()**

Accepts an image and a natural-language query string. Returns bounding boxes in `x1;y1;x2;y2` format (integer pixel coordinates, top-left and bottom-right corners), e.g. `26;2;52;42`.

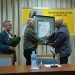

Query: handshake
39;39;52;45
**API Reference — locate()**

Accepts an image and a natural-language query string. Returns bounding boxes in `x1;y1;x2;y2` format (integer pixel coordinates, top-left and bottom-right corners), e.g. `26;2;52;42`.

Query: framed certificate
34;15;55;38
38;21;50;37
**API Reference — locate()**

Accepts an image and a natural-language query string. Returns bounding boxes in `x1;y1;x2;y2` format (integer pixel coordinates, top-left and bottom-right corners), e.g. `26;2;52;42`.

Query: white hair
3;20;11;27
26;18;34;27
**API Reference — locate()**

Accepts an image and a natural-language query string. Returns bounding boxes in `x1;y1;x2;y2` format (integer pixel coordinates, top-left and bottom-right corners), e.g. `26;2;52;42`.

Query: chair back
0;54;13;66
37;54;60;65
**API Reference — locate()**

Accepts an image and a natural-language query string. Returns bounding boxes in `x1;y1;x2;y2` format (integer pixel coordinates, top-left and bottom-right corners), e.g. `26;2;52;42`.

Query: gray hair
26;18;34;27
3;20;11;26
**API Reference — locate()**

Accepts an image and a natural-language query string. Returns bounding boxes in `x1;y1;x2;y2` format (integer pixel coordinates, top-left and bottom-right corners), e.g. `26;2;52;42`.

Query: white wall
22;0;74;8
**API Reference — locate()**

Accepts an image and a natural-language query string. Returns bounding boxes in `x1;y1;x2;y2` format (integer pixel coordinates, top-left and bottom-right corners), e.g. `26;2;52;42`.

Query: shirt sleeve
50;32;66;48
45;32;55;45
27;29;42;43
0;33;9;52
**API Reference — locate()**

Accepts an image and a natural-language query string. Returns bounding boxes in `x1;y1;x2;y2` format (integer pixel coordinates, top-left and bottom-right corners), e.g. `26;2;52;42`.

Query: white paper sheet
31;67;40;69
38;21;50;37
43;64;61;67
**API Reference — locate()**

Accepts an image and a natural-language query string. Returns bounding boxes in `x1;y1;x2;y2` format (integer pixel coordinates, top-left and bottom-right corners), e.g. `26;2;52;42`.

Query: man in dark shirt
0;20;16;54
0;20;16;64
46;19;71;64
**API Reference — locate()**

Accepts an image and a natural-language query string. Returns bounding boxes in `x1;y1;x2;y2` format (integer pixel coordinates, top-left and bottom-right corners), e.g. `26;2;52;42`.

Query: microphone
50;48;55;58
50;47;58;67
50;47;55;54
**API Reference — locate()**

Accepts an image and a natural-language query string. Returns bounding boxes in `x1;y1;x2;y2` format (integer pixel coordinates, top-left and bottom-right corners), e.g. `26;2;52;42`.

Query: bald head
55;19;63;28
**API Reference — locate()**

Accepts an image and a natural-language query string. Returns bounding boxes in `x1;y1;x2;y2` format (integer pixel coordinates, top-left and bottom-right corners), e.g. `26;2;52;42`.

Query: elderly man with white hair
46;19;71;64
23;18;43;65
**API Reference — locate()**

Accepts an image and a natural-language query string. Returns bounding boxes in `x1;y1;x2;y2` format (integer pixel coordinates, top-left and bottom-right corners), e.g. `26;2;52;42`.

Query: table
0;64;75;75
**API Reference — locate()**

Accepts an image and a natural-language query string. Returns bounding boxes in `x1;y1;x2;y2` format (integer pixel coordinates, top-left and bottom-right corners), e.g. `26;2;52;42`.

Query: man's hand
9;46;16;51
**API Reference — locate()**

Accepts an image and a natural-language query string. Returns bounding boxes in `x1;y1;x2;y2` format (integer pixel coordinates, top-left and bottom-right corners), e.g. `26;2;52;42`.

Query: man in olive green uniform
24;18;42;65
